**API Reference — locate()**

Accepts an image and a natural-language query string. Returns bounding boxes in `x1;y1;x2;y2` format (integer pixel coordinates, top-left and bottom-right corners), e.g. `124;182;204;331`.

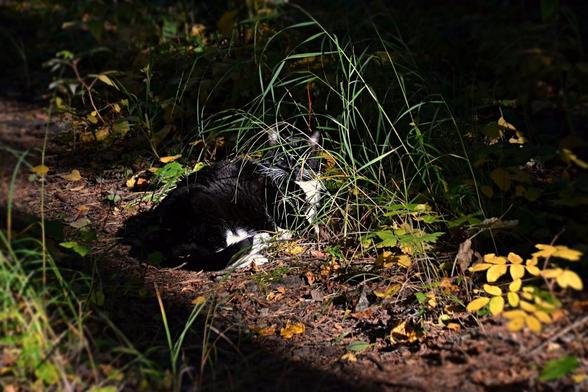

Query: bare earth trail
1;98;586;391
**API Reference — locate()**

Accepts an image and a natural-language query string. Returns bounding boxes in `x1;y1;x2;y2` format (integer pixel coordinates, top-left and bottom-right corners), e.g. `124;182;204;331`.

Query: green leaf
345;341;370;353
540;356;579;381
415;292;427;304
60;241;90;257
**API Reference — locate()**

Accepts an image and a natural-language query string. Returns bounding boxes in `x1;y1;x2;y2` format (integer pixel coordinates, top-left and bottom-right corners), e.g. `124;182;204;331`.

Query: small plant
466;244;583;332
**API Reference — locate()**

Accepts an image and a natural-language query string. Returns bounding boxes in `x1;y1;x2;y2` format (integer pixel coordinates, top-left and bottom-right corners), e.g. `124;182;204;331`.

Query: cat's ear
309;130;321;148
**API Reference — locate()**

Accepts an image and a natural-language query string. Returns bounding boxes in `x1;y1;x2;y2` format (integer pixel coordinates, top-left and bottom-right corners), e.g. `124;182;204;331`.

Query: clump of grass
188;15;479;282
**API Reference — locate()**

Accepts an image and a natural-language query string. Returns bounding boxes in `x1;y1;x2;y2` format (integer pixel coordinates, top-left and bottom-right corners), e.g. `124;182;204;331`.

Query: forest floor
1;97;587;391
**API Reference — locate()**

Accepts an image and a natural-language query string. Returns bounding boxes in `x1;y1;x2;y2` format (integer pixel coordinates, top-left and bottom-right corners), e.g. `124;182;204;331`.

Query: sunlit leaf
509;279;522;292
280;322;305;339
59;241;90;257
484;253;507;264
32;165;49;176
507;292;520;307
540;356;580;382
346;341;370;353
526;315;542;333
483;284;502;296
97;74;117;89
526;265;541;276
159;154;182;163
466;297;490;312
487;264;507;282
543;268;564;278
510;264;525;280
489;296;505;316
534;310;551;324
556;270;583;290
373;284;400;299
397;254;412;268
520;301;537;312
506;317;525;332
469;263;492;272
60;169;82;181
503;310;527;319
507;252;523;264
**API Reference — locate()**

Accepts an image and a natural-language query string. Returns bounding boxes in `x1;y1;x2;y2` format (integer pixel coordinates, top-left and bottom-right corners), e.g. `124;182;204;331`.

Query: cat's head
263;127;322;182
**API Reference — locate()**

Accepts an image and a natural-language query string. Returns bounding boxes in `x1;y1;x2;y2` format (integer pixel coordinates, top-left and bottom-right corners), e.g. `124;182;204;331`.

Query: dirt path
1;98;586;391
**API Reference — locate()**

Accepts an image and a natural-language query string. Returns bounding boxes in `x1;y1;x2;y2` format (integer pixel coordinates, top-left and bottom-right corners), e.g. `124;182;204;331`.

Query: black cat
119;130;322;271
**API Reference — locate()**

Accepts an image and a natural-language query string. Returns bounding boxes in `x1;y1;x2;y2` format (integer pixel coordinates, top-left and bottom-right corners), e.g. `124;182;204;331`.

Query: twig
530;315;588;355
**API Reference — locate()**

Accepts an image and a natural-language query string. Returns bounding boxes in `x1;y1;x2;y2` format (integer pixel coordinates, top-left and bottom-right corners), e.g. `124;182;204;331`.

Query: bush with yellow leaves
466;244;583;333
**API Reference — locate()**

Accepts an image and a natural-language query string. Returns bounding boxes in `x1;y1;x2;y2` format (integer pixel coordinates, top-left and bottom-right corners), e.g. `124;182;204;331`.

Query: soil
1;98;587;391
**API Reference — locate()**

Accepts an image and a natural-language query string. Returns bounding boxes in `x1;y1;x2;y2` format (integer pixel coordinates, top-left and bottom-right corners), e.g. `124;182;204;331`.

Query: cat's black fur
119;133;321;271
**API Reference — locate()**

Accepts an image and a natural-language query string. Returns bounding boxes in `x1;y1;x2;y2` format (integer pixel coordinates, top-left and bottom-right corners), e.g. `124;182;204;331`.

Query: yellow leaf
553;246;583;261
192;162;207;173
533;244;557;259
507;252;523;264
61;169;82;181
526;265;541;276
507;317;525;332
483;284;502;296
254;326;276;336
509;279;522;292
126;176;137;189
192;296;206;305
489;296;505;316
510;264;525;280
469;263;492;272
286;244;305;256
159;154;182;163
375;251;394;268
556;270;583;290
373;284;400;299
490;168;511;192
466;297;490;312
389;320;418;344
503;310;527;319
95;127;109;141
97;74;117;88
484;253;507;264
543;268;564;278
509;130;527;144
534;311;551;324
526;257;539;266
572;373;587;384
534;297;556;310
397;254;412;269
507;292;520;307
562;148;588;169
32;165;49;176
498;116;517;131
280;322;305;339
341;352;357;362
446;322;461;331
520;301;537;312
487;264;507;282
525;315;542;333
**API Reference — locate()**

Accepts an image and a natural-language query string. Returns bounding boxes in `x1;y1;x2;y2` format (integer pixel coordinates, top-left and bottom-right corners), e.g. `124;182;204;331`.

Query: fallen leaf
61;169;82;181
254;326;276;336
340;352;357;362
280;322;305;339
32;165;49;176
70;217;91;229
159;154;182;163
305;271;315;285
192;296;206;305
389;320;418;344
373;284;400;299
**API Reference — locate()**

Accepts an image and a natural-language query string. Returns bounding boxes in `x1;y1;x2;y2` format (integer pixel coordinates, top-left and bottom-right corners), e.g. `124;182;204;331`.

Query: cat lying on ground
120;127;322;271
